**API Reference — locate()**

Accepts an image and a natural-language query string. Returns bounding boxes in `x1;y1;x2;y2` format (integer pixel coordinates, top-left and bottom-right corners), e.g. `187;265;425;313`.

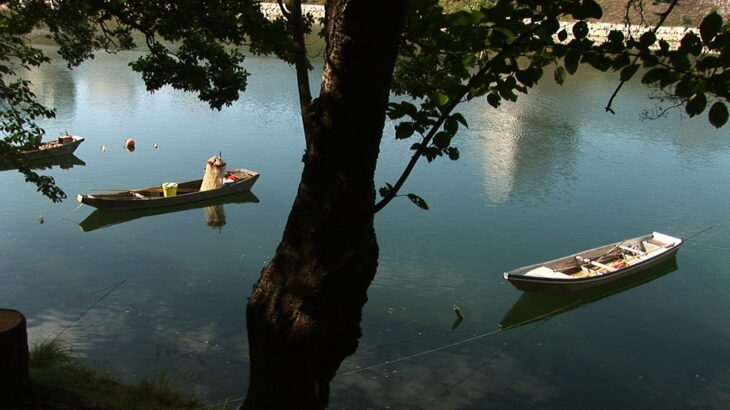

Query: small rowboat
503;232;683;293
500;257;678;329
77;168;260;211
78;191;259;232
20;135;85;160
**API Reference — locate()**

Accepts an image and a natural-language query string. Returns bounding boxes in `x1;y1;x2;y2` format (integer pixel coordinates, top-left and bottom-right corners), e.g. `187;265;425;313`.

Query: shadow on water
499;256;679;330
78;191;259;232
0;154;86;172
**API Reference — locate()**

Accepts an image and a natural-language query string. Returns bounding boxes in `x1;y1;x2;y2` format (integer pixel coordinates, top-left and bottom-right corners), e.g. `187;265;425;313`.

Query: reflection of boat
0;154;86;171
78;191;259;232
20;135;85;160
500;256;678;330
77;168;260;211
503;232;682;293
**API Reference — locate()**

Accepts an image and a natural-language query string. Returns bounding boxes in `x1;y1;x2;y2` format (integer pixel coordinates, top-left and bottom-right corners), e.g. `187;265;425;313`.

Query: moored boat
77;168;260;211
503;232;683;293
20;134;85;160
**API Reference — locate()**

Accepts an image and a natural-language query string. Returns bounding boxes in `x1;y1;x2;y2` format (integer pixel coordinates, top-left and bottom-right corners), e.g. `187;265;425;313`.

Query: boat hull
77;169;259;211
22;137;85;160
503;232;683;293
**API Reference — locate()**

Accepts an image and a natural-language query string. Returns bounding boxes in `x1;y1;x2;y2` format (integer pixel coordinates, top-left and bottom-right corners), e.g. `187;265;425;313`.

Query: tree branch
605;0;680;114
374;23;546;214
282;0;314;147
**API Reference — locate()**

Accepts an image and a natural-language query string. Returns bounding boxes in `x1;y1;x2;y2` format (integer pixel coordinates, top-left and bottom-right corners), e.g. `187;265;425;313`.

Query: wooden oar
89;187;200;193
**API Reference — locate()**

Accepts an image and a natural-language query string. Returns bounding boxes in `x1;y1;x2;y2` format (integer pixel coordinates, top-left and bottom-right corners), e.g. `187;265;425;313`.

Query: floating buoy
124;138;136;152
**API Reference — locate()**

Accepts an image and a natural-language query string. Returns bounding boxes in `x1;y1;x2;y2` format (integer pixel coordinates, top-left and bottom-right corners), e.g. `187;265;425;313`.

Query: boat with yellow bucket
77;168;259;211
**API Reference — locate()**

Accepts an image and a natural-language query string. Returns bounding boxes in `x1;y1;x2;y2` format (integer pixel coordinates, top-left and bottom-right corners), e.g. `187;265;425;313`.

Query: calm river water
2;47;729;408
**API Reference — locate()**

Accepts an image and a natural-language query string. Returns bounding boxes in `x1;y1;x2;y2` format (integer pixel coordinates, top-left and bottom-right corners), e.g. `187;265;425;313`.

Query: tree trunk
0;308;30;406
243;1;408;408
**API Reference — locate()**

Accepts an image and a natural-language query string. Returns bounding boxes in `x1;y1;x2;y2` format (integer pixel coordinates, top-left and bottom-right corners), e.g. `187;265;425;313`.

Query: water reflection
0;154;86;171
499;256;678;330
474;91;579;204
78;191;259;232
26;62;77;121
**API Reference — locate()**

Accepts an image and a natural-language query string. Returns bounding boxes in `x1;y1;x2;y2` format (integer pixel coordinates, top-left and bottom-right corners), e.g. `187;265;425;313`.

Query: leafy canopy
1;0;728;205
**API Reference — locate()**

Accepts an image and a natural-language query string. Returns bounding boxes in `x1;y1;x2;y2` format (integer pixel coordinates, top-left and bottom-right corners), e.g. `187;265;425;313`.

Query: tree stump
0;308;30;405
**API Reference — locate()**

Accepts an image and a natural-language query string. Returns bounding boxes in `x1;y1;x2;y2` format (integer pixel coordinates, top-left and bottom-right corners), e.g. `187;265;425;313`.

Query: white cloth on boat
524;266;572;279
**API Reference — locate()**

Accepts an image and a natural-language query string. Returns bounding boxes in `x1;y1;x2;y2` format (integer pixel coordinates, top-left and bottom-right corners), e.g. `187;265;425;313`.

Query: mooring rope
59;202;84;223
51;279;126;342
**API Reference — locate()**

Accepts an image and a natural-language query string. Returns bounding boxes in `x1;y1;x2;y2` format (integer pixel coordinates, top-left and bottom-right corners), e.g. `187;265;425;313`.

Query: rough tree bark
0;308;30;406
243;1;408;408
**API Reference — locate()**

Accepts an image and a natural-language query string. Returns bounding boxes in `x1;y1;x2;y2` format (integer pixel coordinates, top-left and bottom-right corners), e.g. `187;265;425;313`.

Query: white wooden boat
77;168;259;211
503;232;683;293
20;135;85;160
500;257;678;329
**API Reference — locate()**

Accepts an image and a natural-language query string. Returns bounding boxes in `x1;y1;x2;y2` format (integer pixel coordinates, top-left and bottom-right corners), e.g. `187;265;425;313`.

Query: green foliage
378;0;729;209
29;339;201;409
2;0;728;206
0;10;65;201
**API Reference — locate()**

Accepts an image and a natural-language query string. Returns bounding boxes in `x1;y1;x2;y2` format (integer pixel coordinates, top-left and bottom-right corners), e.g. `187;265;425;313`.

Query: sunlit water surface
1;48;729;408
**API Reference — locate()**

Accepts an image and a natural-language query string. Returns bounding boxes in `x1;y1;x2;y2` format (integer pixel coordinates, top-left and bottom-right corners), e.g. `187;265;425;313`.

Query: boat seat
524;266;572;279
642;240;665;253
620;245;645;255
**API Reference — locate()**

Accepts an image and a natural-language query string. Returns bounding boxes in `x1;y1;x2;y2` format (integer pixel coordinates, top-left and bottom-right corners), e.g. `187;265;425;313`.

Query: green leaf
406;193;429;210
582;0;603;19
564;50;581;75
557;29;567;42
639;31;656;49
443;116;458;135
395;122;414;139
554;66;567;85
697;55;721;71
708;102;728;128
541;17;560;35
463;54;477;67
451;113;468;127
447;147;460;160
433;131;452;148
686;93;707;117
378;182;394;198
674;78;696;98
680;32;703;56
487;92;501;108
492;27;516;44
450;11;473;27
669;50;691;71
434;92;449;107
620;64;640;81
607;30;624;44
700;12;723;44
641;67;669;85
572;21;589;40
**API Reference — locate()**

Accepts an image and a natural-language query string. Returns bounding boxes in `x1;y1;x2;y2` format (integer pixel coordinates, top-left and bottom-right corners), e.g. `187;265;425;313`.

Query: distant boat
503;232;683;293
499;256;678;330
78;191;259;232
20;134;85;160
77;168;260;211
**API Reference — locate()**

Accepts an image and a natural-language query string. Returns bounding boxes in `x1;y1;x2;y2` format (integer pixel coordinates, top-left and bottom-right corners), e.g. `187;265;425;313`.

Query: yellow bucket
162;182;178;197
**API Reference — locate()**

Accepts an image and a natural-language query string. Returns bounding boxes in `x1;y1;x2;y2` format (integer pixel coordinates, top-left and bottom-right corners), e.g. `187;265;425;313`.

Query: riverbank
259;2;705;48
12;340;205;410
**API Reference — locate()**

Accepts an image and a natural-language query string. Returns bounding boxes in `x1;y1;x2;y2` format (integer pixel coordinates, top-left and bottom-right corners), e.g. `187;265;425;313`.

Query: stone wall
258;3;698;48
259;2;325;20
